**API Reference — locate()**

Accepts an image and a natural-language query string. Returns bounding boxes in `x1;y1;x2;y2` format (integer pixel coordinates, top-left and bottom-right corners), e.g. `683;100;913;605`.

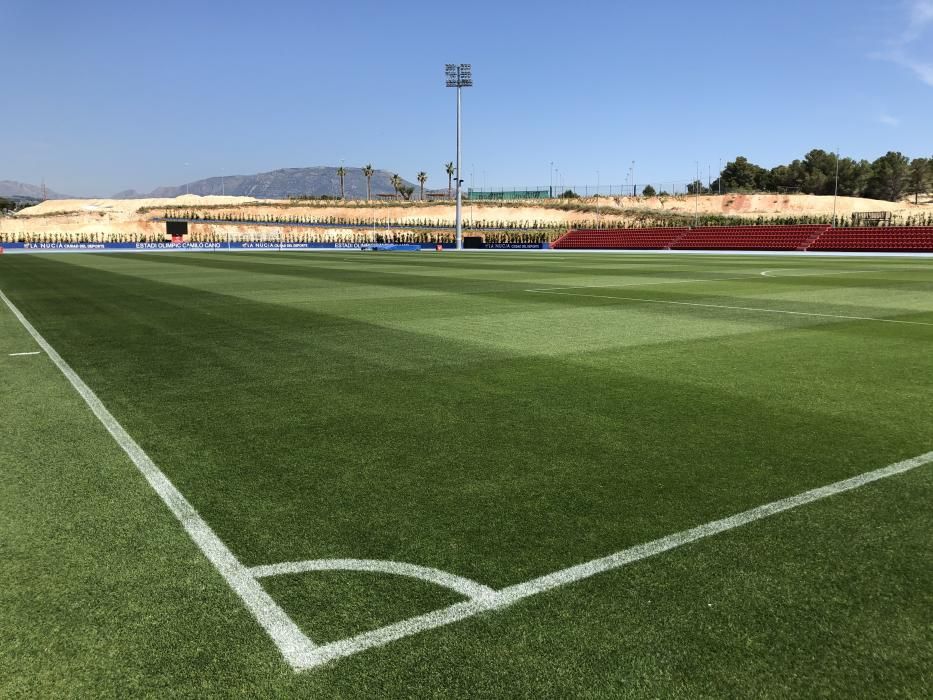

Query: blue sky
3;0;931;196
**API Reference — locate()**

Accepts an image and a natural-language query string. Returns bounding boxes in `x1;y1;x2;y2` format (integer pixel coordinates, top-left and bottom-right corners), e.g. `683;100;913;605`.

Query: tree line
330;163;458;201
0;197;41;213
690;150;932;203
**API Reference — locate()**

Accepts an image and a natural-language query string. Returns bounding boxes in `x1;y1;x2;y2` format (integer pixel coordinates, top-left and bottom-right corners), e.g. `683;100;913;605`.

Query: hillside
0;180;70;200
114;167;416;200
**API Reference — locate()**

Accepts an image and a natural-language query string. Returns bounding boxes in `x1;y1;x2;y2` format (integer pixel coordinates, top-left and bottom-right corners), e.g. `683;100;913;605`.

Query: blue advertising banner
0;240;546;253
484;242;550;249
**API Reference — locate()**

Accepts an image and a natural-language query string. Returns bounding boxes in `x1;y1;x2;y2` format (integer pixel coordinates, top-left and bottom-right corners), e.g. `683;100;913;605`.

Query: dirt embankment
3;193;931;241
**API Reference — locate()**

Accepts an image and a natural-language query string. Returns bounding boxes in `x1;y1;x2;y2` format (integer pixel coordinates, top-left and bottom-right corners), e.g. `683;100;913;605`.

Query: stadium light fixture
445;63;472;250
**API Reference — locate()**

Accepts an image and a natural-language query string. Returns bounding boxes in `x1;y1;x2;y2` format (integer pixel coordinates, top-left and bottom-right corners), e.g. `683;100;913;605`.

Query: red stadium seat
551;225;933;252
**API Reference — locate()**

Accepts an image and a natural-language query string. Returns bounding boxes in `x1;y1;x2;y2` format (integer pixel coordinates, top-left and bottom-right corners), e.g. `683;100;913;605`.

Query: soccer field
2;250;932;697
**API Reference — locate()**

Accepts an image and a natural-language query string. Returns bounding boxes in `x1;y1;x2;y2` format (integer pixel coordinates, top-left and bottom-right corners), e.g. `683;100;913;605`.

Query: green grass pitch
1;250;931;697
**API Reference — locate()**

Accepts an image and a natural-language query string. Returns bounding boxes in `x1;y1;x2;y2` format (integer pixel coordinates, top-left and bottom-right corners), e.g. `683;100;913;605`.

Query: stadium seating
551;225;933;252
671;226;829;251
807;227;933;252
550;228;688;249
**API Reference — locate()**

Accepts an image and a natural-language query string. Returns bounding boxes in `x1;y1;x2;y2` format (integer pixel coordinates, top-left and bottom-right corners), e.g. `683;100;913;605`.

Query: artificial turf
1;250;931;697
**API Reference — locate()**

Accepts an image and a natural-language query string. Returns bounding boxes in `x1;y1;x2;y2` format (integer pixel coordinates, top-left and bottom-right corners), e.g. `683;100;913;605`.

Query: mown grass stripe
527;289;933;326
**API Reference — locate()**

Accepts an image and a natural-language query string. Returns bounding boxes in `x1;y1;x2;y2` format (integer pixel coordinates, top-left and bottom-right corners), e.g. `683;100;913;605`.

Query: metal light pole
695;162;700;225
832;147;840;228
470;164;475;224
446;63;472;250
595;170;600;227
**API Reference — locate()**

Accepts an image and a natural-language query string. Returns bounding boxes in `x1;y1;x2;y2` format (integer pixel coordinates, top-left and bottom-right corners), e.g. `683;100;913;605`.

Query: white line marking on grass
526;274;756;292
0;289;317;670
525;289;933;327
8;351;41;356
531;265;913;291
296;450;933;670
760;268;882;277
250;559;497;601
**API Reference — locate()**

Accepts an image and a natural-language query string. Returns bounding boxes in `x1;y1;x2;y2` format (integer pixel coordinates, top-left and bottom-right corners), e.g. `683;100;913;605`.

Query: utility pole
695;162;700;225
470;164;475;224
596;170;600;229
832;147;840;228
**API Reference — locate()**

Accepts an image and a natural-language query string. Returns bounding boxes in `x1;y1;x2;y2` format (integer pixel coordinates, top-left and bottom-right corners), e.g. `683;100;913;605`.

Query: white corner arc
249;559;496;601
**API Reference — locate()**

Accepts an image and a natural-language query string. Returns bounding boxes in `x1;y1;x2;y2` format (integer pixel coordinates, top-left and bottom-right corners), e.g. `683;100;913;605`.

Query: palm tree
336;166;347;200
445;162;455;198
390;173;402;200
362;164;374;201
417;171;428;201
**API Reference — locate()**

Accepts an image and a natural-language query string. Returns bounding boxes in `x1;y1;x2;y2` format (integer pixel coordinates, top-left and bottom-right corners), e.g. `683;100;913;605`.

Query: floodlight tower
446;63;472;250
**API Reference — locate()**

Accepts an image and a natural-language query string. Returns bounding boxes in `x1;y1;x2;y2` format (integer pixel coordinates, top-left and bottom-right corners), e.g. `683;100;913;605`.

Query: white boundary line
8;351;41;356
4;286;932;672
531;265;924;292
526;273;757;292
249;559;496;601
528;265;923;292
525;289;933;327
759;268;882;278
0;289;317;669
298;450;933;669
539;249;933;258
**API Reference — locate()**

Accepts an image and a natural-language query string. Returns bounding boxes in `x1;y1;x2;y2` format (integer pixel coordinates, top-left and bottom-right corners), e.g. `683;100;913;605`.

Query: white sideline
528;265;906;291
0;289;317;669
296;450;933;670
759;268;882;277
249;558;497;601
526;289;933;327
526;273;757;292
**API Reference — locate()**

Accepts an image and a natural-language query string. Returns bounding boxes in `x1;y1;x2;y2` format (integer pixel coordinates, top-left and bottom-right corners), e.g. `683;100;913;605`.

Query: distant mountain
112;189;145;199
0;180;70;200
115;167;417;200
